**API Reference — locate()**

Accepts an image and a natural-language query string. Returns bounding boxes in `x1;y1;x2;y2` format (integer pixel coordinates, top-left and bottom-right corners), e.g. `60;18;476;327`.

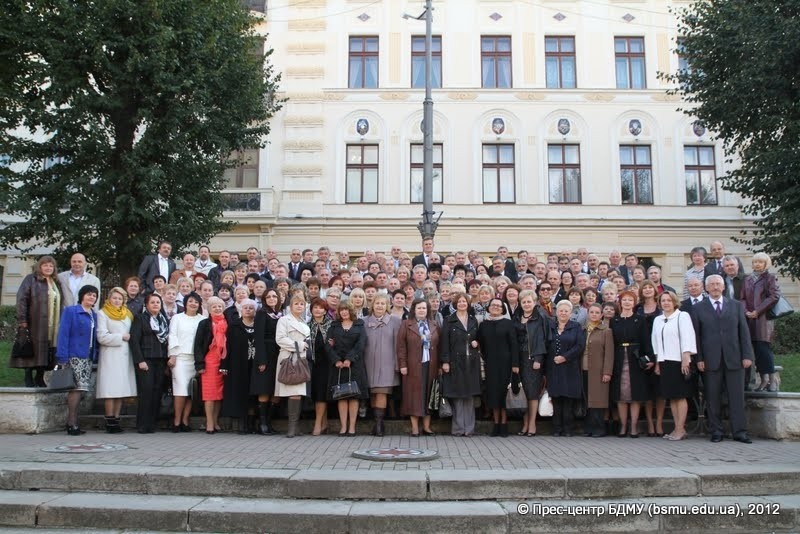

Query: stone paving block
37;493;203;531
0;491;65;527
563;467;699;498
348;501;507;534
17;463;152;493
0;466;21;490
145;467;294;498
657;495;796;532
427;469;566;500
501;499;659;533
189;497;350;533
287;470;427;500
682;464;800;496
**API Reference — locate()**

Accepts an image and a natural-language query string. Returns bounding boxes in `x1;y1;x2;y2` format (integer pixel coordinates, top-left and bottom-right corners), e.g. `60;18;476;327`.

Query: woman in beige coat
583;303;614;437
274;294;311;437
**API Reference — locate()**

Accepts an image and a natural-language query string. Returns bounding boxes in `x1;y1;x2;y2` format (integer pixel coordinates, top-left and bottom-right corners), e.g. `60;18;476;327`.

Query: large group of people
9;239;784;443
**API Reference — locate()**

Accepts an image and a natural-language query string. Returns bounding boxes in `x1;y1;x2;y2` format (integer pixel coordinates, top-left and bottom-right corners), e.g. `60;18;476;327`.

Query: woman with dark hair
55;285;99;435
582;303;614;437
440;292;481;437
478;298;519;437
96;286;136;433
222;299;260;434
396;298;440;436
502;284;521;319
130;293;169;433
308;298;332;435
567;288;587;328
683;246;707;299
11;255;64;387
554;271;574;304
326;299;369;436
168;291;204;432
636;280;663;436
124;276;144;315
251;288;283;435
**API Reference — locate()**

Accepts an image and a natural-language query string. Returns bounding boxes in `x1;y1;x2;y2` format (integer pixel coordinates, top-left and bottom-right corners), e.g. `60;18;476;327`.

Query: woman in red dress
194;296;228;433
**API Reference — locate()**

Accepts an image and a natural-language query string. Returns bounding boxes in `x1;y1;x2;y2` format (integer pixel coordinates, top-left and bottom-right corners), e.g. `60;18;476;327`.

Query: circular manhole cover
352;447;438;462
41;443;129;454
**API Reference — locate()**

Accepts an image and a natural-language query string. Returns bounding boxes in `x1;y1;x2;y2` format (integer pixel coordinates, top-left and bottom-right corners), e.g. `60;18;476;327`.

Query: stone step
0;490;798;533
2;462;799;501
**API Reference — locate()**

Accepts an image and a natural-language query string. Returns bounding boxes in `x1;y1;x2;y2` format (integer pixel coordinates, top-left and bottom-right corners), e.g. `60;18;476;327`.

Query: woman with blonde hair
275;294;312;437
11;255;64;387
96;287;137;433
364;293;401;436
194;296;229;434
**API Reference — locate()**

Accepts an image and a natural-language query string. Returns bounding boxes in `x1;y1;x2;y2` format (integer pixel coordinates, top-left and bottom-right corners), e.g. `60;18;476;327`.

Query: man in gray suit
693;274;754;443
57;253;101;308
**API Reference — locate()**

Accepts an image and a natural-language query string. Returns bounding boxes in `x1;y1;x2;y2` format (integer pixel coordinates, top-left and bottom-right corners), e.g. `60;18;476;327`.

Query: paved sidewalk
0;431;798;471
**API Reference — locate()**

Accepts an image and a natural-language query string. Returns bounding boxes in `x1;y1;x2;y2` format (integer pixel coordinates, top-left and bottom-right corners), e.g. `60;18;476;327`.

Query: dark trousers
552;397;574;433
136;359;167;432
704;362;746;436
587;408;605;435
753;341;775;374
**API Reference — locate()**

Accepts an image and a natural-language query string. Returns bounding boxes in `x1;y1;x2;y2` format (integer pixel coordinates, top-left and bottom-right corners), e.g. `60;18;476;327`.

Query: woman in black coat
513;289;550;436
129;293;169;433
547;300;586;437
610;290;655;437
308;298;333;436
250;289;283;435
478;298;519;437
440;292;482;437
221;299;260;433
325;300;369;436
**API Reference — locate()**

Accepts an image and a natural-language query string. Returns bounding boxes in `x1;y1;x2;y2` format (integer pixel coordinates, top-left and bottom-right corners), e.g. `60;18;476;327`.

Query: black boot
499;423;509;438
34;369;47;388
24;369;35;388
257;402;275;435
373;408;385;437
490;423;500;437
106;416;123;434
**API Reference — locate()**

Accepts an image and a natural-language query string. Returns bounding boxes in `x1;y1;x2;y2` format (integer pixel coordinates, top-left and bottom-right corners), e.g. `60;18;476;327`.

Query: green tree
0;0;281;280
664;0;800;278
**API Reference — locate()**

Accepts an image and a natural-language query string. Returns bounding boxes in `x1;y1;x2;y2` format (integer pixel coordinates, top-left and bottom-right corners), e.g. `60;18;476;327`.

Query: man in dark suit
722;256;745;300
411;237;435;268
137;241;176;293
208;250;232;290
287;248;307;282
617;253;638;286
704;241;745;280
692;274;754;444
679;277;706;313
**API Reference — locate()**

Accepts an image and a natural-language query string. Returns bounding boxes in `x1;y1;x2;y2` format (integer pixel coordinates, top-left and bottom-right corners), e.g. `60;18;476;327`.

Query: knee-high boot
258;402;275;435
373;408;385;437
286;398;301;438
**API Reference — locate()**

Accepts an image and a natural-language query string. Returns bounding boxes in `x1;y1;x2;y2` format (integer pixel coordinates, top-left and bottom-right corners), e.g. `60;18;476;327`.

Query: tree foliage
0;0;281;280
663;0;800;278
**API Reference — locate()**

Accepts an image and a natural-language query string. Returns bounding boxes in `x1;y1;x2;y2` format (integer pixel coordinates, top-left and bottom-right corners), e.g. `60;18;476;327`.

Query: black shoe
733;433;752;444
499;424;509;438
171;424;181;433
490;424;500;437
563;432;573;437
552;431;562;437
592;432;607;438
710;433;723;443
179;423;192;433
66;425;85;436
583;431;593;437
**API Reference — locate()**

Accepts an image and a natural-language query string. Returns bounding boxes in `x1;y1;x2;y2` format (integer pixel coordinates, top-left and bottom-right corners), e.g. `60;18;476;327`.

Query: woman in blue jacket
56;285;99;436
547;300;586;437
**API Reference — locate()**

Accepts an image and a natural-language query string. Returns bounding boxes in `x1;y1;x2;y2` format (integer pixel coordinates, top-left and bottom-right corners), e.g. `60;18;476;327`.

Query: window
545;36;576;89
349;36;379;89
684;146;717;205
676;37;691;74
411;36;442;88
619;145;653;204
482;144;515;203
224;149;259;188
615;37;646;89
481;36;512;88
410;143;443;203
346;144;379;203
548;144;581;203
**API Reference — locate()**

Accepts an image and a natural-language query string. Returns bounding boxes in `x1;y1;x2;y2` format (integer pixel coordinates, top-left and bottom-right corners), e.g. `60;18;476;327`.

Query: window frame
619;145;654;205
411;35;442;89
345;143;379;204
547;143;582;204
614;36;646;89
684;145;718;206
480;35;513;89
410;143;443;204
481;143;516;204
224;149;259;189
348;35;379;89
544;35;577;89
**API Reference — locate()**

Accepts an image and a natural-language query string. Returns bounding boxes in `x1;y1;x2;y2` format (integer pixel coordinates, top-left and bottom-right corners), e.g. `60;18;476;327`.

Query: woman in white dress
168;292;205;432
274;294;311;438
96;287;136;434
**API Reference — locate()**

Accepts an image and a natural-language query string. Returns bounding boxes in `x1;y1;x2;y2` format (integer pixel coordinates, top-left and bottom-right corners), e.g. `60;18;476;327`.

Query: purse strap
337;367;352;384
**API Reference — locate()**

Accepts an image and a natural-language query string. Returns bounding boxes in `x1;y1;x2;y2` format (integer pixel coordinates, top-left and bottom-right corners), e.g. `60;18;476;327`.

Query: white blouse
651;310;697;363
168;313;204;356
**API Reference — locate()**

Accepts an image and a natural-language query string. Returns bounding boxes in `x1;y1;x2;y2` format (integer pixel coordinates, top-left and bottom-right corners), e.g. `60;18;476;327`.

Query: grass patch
776;353;799;393
0;341;25;387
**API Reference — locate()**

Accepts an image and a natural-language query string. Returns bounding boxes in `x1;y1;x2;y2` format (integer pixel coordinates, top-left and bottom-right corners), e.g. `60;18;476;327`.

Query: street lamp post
407;0;441;240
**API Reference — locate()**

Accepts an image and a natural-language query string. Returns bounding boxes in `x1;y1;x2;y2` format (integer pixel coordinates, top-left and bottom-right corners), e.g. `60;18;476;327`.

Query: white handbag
538;389;554;417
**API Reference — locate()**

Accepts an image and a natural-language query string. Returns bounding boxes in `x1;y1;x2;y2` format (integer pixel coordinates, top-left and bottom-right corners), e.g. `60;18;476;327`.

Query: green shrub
773;313;800;354
0;305;15;342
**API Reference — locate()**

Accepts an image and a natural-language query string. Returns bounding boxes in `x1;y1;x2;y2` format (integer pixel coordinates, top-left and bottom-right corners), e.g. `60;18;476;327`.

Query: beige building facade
1;0;796;303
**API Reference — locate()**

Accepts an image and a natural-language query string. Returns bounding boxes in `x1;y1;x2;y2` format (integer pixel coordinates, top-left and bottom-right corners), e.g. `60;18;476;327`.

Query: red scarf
209;314;228;360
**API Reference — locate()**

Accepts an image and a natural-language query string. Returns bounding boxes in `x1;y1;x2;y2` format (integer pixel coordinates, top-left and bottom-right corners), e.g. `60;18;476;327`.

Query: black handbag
767;295;794;320
330;368;361;400
11;327;34;360
48;365;76;390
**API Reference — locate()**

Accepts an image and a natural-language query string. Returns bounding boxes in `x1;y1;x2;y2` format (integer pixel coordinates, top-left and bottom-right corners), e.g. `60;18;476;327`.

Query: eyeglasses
539;287;552;292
